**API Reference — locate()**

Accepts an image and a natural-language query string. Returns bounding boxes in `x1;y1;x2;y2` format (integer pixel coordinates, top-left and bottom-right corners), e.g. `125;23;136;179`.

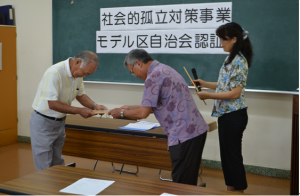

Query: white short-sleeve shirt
32;58;85;118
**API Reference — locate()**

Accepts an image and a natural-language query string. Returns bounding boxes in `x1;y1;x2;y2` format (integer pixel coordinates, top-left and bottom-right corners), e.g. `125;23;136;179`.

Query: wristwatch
91;102;97;110
120;109;125;118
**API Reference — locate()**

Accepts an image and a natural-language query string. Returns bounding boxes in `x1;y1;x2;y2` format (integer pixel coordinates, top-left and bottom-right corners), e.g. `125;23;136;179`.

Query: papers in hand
94;109;110;114
118;121;161;131
59;178;114;195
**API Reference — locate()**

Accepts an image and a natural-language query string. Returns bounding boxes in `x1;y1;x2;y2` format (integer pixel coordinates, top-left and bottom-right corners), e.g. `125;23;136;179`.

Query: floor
0;142;290;195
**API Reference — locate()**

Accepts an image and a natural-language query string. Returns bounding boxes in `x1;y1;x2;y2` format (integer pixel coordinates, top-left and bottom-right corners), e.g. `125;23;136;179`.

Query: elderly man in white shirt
30;50;106;171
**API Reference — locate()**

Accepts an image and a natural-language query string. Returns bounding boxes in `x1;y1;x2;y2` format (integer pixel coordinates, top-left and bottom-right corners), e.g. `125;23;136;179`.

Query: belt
35;110;66;121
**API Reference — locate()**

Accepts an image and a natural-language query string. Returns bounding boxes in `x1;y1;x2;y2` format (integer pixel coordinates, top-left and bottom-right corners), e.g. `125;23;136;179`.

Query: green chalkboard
53;0;299;92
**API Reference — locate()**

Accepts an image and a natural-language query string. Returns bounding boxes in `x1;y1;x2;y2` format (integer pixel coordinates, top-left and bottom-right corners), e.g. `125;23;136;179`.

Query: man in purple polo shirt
109;49;208;186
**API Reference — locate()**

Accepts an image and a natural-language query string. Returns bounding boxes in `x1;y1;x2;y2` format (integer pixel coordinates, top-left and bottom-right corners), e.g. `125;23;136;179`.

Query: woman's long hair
216;22;253;68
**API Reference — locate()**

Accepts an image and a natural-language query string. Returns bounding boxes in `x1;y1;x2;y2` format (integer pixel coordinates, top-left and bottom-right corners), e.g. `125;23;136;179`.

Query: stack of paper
118;121;161;131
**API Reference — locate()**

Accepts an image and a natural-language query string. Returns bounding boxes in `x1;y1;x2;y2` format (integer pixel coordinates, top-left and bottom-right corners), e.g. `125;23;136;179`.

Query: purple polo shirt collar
147;60;160;77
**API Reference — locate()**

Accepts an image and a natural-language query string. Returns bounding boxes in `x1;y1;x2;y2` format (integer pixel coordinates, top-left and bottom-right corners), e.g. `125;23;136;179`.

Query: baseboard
18;135;31;143
202;159;291;180
18;135;291;179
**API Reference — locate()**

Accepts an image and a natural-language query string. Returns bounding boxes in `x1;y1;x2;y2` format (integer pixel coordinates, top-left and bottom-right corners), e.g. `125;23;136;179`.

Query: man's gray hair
124;49;153;68
73;51;98;68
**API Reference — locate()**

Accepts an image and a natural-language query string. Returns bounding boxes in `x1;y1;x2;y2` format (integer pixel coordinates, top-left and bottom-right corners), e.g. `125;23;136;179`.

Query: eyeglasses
129;65;135;76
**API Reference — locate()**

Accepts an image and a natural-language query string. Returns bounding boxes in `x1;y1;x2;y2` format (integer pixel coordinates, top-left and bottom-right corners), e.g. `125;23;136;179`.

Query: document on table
161;193;178;196
59;178;115;195
118;121;161;131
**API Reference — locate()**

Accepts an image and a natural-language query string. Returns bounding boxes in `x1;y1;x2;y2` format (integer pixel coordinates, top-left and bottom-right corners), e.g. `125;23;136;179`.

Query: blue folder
0;5;14;25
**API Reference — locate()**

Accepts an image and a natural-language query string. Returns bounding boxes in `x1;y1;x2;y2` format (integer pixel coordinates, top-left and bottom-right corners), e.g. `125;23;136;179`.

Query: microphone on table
191;68;201;92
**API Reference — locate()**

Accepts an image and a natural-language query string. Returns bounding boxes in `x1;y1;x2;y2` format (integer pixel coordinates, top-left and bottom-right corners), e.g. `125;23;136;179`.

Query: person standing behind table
30;50;107;171
193;22;253;193
108;49;209;186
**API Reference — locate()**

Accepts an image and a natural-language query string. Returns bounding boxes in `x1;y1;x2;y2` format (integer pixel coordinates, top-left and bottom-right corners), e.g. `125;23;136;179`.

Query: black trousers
218;108;248;190
169;132;207;186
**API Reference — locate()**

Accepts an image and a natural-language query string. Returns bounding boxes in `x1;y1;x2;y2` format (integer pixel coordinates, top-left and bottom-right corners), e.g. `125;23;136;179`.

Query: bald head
73;50;98;68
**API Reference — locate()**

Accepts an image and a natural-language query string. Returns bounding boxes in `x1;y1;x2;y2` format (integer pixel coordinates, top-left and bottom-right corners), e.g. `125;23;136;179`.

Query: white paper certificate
59;178;115;195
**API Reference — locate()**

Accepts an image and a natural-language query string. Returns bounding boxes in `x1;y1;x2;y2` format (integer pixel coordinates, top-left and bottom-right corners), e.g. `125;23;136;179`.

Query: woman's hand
192;80;218;90
192;79;206;88
197;91;211;100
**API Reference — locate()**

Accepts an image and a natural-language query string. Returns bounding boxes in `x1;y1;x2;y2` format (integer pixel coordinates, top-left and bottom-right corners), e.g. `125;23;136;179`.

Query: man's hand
108;108;122;119
94;104;107;110
93;104;108;116
79;108;96;118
